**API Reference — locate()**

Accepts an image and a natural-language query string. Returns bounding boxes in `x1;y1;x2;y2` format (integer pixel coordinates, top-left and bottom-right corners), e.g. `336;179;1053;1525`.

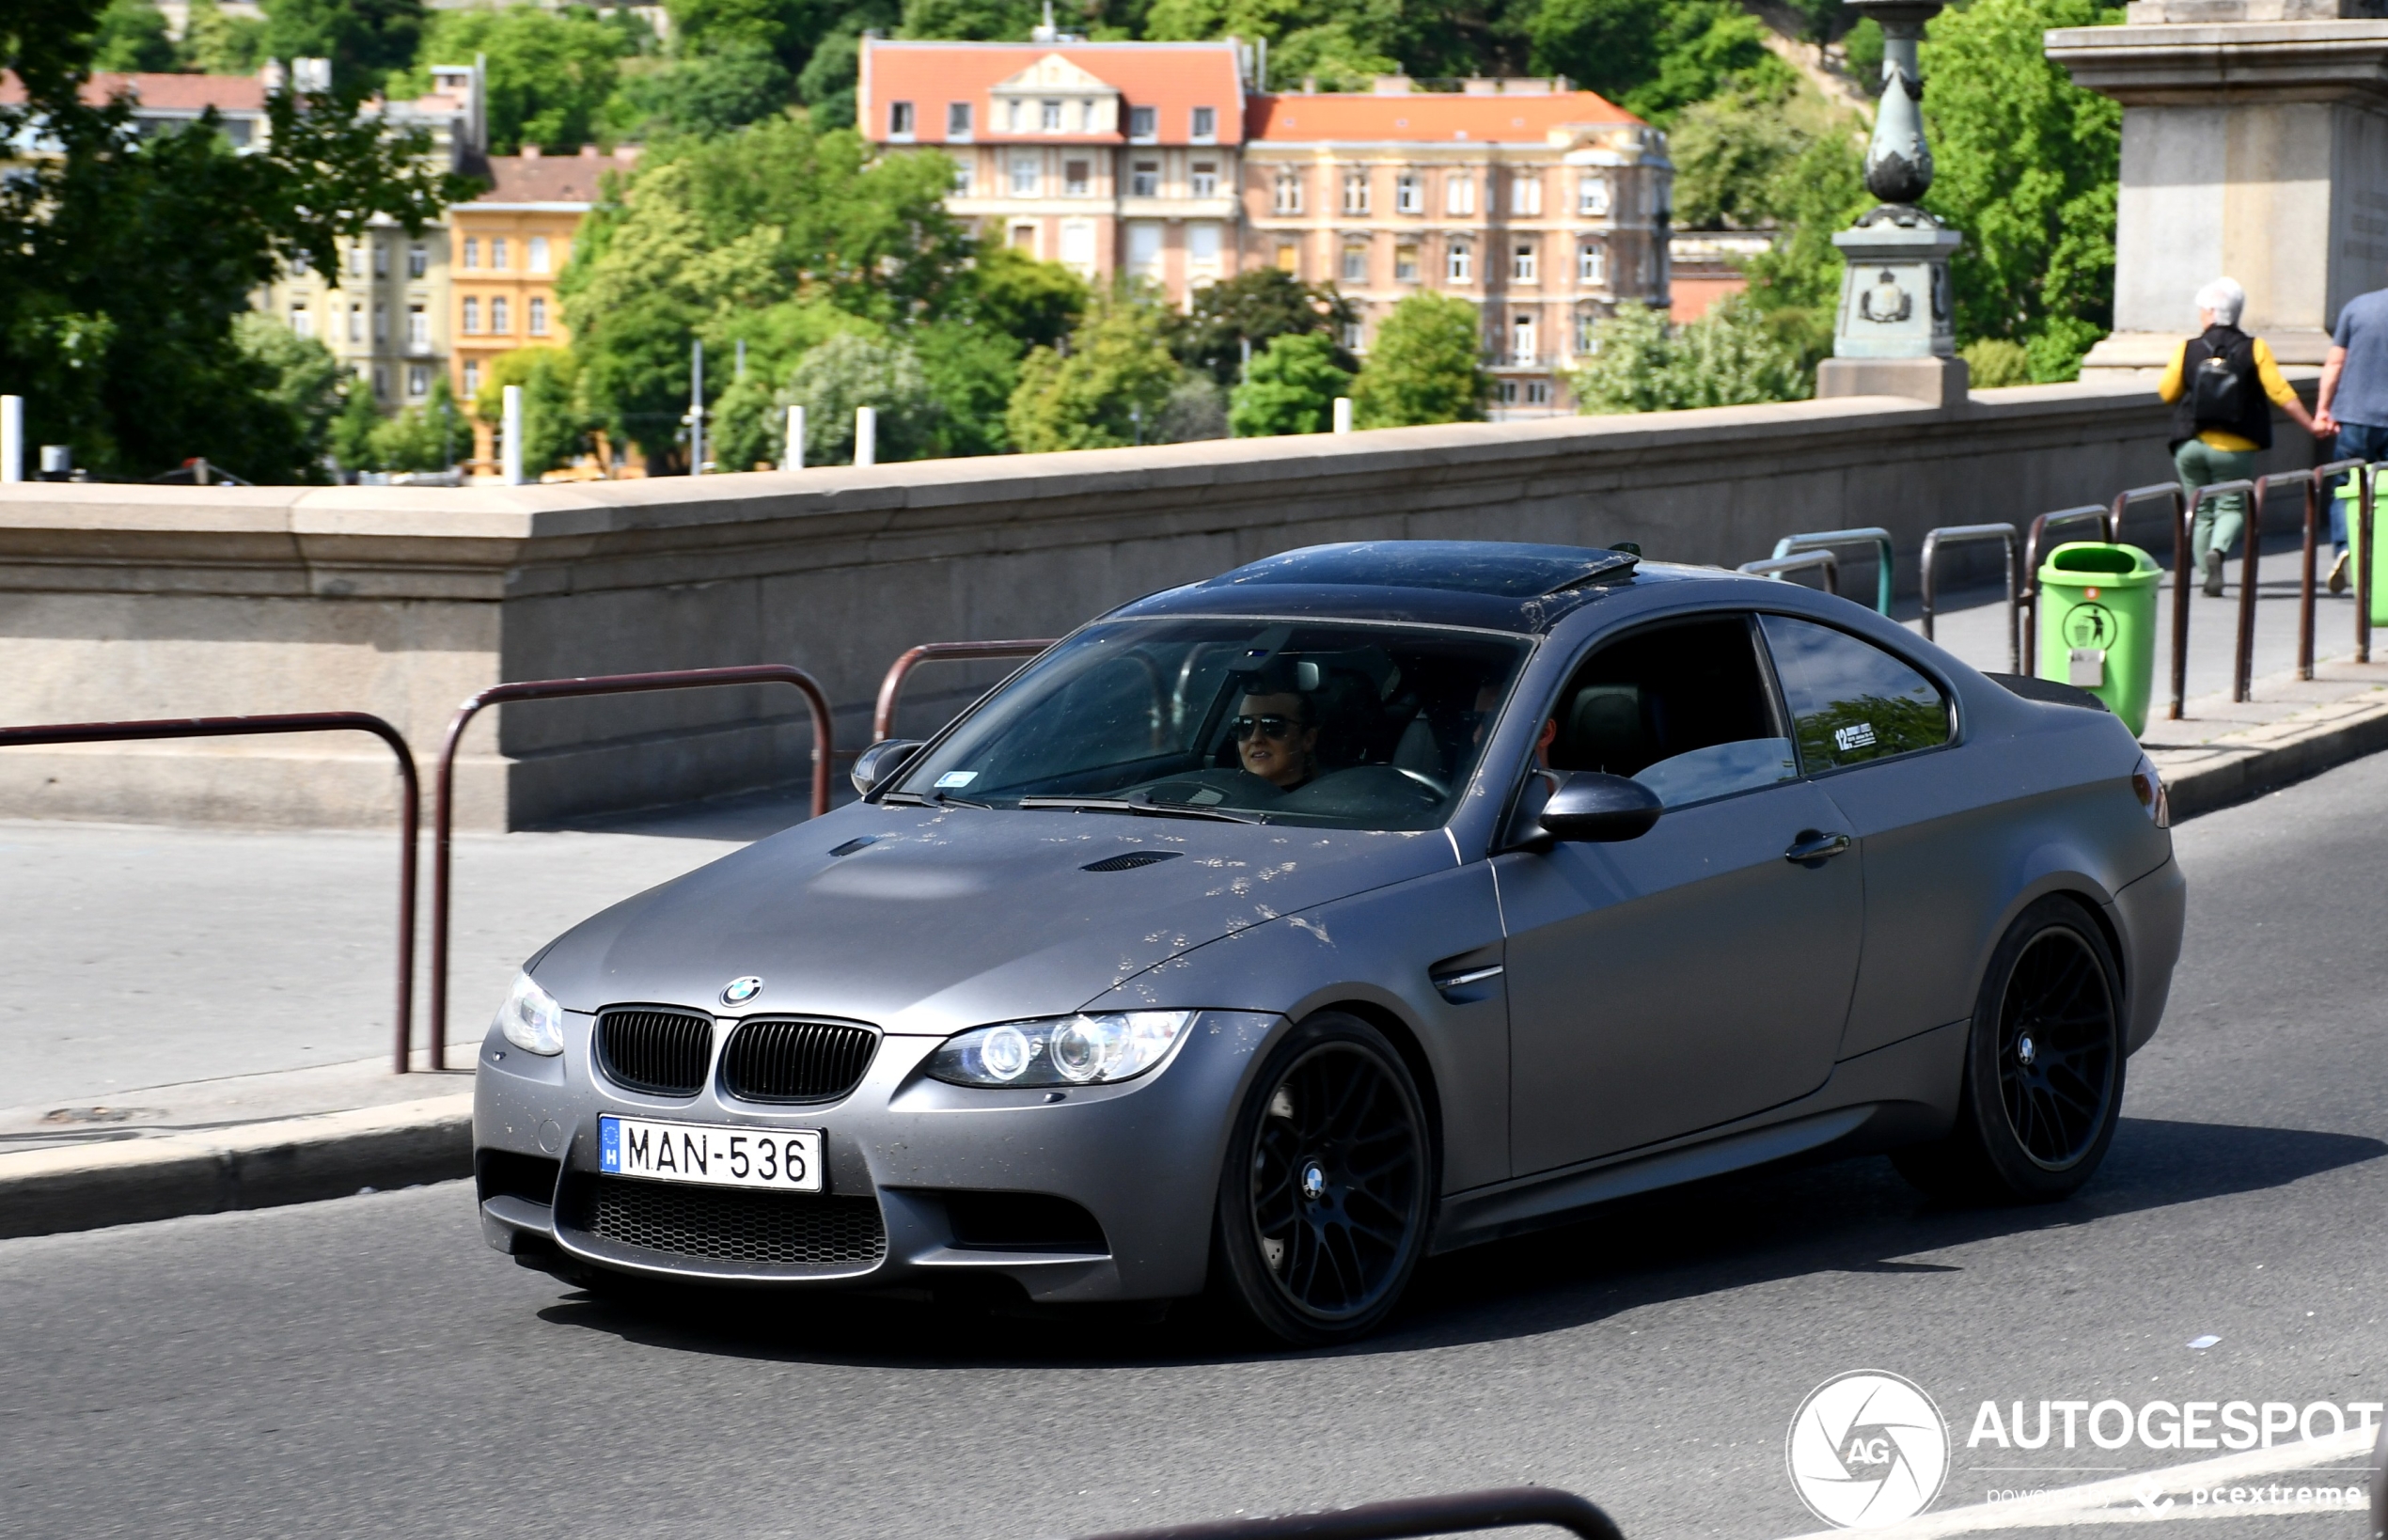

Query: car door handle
1783;830;1853;865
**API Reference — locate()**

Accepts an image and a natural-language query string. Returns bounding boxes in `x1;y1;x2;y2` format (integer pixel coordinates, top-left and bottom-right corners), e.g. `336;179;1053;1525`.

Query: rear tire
1211;1012;1431;1346
1895;896;2126;1203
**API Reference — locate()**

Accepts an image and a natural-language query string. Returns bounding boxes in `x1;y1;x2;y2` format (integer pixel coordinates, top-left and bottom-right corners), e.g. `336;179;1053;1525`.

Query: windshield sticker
935;771;980;789
1834;722;1877;753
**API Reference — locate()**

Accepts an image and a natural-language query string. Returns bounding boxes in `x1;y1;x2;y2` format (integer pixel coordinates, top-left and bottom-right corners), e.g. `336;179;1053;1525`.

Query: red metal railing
427;665;833;1065
2239;470;2321;701
1920;522;2020;672
872;639;1055;743
0;713;421;1073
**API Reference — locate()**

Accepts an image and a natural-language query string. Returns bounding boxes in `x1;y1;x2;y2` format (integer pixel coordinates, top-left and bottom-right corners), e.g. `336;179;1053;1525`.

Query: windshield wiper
1015;794;1267;825
882;790;993;809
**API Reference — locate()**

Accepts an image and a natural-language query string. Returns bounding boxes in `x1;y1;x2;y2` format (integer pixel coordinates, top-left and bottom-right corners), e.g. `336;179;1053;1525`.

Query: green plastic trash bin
2036;542;2161;735
2333;479;2388;625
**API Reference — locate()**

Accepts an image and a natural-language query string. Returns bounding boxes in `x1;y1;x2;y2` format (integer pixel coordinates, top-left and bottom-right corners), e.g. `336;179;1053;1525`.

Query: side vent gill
1081;851;1183;872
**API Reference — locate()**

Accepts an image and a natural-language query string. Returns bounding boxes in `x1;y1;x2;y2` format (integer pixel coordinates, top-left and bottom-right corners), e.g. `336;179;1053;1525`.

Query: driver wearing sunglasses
1233;687;1320;791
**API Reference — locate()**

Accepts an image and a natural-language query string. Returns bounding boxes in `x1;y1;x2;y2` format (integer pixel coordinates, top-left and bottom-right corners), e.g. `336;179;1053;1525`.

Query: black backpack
2191;331;2254;428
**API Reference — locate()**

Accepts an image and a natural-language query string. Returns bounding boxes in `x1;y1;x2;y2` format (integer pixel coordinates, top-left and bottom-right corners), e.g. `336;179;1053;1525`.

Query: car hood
529;805;1457;1034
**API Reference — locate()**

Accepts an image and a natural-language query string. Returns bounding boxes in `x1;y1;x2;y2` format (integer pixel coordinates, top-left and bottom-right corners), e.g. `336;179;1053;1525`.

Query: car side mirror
1538;771;1663;842
851;738;924;798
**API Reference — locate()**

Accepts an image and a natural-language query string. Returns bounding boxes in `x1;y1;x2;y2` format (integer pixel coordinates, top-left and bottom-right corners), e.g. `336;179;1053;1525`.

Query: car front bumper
472;1009;1282;1303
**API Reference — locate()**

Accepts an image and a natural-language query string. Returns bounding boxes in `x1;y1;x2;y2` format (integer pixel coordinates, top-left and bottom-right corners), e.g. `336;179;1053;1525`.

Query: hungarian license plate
598;1116;823;1193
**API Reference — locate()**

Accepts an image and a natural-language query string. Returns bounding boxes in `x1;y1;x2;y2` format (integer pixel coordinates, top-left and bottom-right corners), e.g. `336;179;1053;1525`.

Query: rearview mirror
1538;771;1663;842
851;738;925;797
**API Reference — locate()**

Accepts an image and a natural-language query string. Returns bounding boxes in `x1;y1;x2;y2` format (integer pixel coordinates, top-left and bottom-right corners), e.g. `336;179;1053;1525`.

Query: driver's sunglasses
1232;714;1300;742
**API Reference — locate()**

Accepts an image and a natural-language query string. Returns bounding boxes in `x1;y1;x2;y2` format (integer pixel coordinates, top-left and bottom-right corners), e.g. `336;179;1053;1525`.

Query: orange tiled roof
466;149;641;207
1246;90;1640;144
860;39;1246;146
0;70;267;112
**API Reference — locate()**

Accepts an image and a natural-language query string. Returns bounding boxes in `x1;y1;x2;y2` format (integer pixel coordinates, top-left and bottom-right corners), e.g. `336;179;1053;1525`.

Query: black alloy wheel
1213;1013;1430;1344
1894;896;2127;1203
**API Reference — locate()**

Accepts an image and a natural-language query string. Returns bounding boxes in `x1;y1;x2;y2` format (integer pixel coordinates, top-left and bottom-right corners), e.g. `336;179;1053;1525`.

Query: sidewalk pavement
7;564;2385;1240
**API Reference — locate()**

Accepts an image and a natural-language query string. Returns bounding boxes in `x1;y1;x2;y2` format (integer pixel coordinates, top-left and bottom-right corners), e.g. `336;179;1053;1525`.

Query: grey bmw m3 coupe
474;541;2185;1344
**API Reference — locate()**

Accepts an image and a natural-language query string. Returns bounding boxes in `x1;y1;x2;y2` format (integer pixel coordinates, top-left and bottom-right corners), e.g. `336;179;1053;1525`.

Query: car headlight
928;1011;1194;1088
2129;752;2171;829
496;971;565;1056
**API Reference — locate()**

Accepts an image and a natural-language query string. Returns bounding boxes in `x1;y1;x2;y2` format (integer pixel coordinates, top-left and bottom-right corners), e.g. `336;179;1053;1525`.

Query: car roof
1110;542;1721;634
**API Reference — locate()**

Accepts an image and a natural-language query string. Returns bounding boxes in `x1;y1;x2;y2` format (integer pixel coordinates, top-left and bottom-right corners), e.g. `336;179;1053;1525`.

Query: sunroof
1217;542;1638;598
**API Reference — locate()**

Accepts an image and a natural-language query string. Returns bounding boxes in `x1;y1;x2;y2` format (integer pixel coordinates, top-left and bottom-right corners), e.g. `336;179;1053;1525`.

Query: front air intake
595;1008;715;1097
720;1017;879;1103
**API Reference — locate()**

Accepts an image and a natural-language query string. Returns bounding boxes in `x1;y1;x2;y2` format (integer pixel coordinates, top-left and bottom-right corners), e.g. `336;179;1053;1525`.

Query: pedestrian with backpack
2160;277;2329;596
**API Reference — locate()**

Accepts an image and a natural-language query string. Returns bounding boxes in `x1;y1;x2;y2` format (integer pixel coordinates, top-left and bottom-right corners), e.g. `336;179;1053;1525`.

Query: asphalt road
6;758;2387;1540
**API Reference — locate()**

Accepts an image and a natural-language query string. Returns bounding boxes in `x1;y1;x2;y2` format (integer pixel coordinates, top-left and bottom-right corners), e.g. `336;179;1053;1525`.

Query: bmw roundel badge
720;976;764;1005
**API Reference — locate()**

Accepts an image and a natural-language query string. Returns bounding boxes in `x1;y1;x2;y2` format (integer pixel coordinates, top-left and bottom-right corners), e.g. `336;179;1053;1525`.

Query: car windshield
888;619;1532;830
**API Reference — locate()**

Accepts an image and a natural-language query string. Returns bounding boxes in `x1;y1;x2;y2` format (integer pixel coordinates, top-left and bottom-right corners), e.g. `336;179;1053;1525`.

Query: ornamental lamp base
1830;209;1962;364
1815;355;1972;409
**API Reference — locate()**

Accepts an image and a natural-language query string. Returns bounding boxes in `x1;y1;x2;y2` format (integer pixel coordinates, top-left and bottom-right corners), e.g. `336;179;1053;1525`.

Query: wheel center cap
1299;1161;1328;1202
2017;1035;2037;1067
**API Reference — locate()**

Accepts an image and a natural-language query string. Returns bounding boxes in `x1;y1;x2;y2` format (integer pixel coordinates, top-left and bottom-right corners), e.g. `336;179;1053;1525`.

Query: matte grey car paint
474;554;2183;1302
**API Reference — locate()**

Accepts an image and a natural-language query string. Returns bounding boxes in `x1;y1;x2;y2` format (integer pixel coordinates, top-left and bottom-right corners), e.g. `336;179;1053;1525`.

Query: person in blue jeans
2316;285;2388;590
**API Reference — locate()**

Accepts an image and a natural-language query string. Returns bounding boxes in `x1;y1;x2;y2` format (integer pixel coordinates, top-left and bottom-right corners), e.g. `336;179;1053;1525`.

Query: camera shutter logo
1786;1371;1950;1528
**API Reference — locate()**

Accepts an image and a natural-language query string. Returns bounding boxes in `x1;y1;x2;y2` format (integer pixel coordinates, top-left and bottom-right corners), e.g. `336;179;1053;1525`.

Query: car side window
1757;615;1952;773
1546;614;1797;809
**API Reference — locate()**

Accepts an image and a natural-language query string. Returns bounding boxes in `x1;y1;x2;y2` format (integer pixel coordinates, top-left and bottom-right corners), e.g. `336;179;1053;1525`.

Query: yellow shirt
2158;335;2300;452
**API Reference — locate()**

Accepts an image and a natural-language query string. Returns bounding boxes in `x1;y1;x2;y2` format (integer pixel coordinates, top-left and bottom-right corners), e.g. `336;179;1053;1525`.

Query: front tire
1896;896;2126;1202
1212;1012;1431;1345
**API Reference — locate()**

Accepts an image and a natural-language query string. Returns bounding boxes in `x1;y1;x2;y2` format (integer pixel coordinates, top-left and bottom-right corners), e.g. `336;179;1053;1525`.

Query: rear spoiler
1983;672;2111;713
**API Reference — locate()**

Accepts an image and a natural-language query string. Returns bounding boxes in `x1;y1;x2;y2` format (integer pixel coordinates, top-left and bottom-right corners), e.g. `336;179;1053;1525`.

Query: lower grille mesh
596;1009;713;1097
722;1018;878;1103
575;1177;887;1267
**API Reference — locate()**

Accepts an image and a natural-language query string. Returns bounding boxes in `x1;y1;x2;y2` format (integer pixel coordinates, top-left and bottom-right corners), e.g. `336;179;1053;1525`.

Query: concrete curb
0;1094;471;1240
2156;692;2388;821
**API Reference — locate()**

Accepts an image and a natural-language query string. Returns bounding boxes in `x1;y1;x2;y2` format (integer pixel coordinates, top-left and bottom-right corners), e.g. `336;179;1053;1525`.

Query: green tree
472;347;590;475
1153;371;1228;442
899;0;1040;39
1229;331;1353;436
1921;0;2123;381
1960;338;2033;388
966;244;1087;353
391;6;636;154
793;24;861;129
1569;295;1809;414
911;316;1025;456
368;373;463;471
328;377;381;472
770;331;940;463
260;0;427;94
180;0;270;72
1669;79;1826;230
1173;266;1354;385
1350;291;1487;429
230;311;343;474
1006;287;1183;452
1739;126;1869;370
1527;0;1792;124
626;39;795;136
89;0;174;71
1140;0;1526;85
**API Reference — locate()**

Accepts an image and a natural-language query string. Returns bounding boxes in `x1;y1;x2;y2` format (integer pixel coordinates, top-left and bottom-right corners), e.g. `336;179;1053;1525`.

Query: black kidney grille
1082;850;1182;872
721;1018;878;1103
595;1009;714;1097
577;1177;886;1267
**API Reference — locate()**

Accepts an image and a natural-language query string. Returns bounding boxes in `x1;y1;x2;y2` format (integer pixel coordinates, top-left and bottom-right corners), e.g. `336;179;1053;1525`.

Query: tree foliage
1350;292;1487;428
472;347;590;475
1172;266;1354;385
393;5;641;155
260;0;427;94
1527;0;1791;123
1006;288;1184;452
1569;295;1809;414
88;0;174;71
1229;331;1352;436
625;39;797;136
181;0;270;73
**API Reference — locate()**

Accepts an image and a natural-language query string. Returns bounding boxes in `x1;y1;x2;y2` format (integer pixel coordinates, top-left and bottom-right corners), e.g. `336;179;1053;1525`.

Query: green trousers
2176;439;2259;573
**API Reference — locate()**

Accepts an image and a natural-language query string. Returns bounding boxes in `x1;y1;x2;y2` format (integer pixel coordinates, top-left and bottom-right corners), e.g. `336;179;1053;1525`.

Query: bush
1959;338;2033;389
1006;288;1183;452
1350;293;1488;429
778;332;939;464
1569;296;1811;415
1230;333;1354;437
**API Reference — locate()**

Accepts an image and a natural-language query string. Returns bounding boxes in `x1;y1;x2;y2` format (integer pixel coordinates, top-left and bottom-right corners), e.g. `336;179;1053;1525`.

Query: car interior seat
1553;684;1651;775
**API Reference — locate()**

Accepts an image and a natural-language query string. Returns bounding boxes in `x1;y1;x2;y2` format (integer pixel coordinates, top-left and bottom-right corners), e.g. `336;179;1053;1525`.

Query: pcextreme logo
1786;1371;1952;1529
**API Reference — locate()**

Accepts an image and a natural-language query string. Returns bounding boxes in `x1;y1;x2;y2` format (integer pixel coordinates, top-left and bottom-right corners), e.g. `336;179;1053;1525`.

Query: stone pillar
2050;1;2388;374
1817;0;1973;406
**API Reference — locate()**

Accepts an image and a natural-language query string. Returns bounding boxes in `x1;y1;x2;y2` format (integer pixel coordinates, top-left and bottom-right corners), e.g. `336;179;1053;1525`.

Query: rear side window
1758;615;1951;772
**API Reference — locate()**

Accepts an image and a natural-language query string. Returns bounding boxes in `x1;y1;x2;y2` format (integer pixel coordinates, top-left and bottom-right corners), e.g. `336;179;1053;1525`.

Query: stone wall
0;376;2319;828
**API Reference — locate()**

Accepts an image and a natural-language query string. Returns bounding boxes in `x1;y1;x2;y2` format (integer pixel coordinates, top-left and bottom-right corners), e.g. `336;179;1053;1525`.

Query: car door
1754;613;1975;1061
1497;613;1865;1175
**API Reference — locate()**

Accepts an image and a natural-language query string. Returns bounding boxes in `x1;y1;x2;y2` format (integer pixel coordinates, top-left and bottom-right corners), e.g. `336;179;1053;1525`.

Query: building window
1514;242;1537;282
528;236;550;274
408;244;427;278
373;244;388;278
408;304;429;350
289;305;312;339
1512;313;1536;365
1499;380;1518;406
1342;318;1364;351
291;250;311;275
462;237;478;270
463;296;479;333
1579;241;1606;285
1526;380;1551;405
1511;172;1542;216
1129;104;1155;140
463;359;479;397
1272;169;1303;214
1396;173;1421;214
1077;98;1095;132
1127;221;1163;279
1342;241;1368;283
1059;219;1095;275
1191;105;1216;140
407;364;429;399
1446;175;1475;217
1190;160;1218;197
1579;176;1610;216
1187;221;1221;274
1447;242;1471;283
492;296;510;334
1006;98;1024;132
372;364;388;400
952;157;973;195
1576;309;1599;353
1063;158;1091;196
889;101;915;138
1011;152;1038;196
528;297;547;336
1131;160;1158;197
948;102;972;138
1394;244;1419;283
1276;242;1298;274
347;244;366;278
1009;222;1037;252
348;304;362;343
373;302;387;342
1341;171;1369;216
492;239;509;271
1040;100;1061;132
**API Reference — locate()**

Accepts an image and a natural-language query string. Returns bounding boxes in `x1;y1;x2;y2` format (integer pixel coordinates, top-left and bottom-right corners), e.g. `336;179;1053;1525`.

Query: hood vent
1082;851;1183;872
